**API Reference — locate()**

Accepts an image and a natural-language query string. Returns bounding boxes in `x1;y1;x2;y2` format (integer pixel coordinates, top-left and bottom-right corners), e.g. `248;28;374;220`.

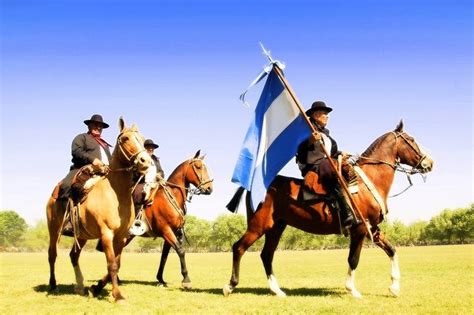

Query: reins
356;131;427;198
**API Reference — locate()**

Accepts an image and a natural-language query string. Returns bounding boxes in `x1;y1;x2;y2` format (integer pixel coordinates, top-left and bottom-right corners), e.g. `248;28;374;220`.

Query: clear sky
1;0;472;225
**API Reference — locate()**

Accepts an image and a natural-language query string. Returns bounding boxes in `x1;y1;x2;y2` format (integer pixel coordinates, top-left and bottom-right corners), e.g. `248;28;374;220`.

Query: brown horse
46;117;152;302
223;121;434;298
125;150;213;289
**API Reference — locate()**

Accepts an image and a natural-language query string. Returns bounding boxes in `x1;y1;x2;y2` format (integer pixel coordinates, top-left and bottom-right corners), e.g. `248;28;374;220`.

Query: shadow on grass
33;284;109;300
188;287;344;297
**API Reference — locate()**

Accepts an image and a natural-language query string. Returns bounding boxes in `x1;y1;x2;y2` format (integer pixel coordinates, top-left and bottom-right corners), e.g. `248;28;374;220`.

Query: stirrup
62;221;74;237
129;219;148;236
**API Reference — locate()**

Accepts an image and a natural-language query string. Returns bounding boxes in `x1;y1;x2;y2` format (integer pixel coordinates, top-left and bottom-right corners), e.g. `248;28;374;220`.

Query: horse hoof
90;285;101;297
389;286;400;297
346;288;362;299
223;284;234;297
270;289;287;297
115;298;127;305
181;282;192;290
74;286;86;296
156;281;168;288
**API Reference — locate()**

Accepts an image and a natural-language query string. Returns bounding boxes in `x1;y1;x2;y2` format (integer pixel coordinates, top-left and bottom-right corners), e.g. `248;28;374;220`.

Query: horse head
184;150;213;195
116;117;152;175
393;120;434;174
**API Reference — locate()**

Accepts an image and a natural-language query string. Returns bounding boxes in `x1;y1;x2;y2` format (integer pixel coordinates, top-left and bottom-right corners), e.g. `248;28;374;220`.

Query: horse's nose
421;156;434;172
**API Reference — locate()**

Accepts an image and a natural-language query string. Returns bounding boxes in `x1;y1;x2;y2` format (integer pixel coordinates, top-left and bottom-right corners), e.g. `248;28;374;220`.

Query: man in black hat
132;138;164;210
296;101;360;228
58;114;112;234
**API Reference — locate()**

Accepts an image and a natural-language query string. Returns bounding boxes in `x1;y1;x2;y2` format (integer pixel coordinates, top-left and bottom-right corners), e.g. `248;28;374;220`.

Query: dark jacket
296;121;340;176
152;154;165;179
70;133;112;170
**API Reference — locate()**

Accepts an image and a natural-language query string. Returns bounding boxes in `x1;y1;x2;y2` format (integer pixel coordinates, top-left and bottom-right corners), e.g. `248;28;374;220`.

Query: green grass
0;245;473;314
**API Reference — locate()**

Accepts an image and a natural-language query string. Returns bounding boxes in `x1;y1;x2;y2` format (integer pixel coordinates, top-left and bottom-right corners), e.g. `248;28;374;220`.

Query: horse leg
374;230;400;297
47;223;60;291
47;199;62;291
261;221;287;297
69;238;88;295
345;230;366;298
156;240;171;287
161;227;191;289
91;233;124;302
223;228;264;296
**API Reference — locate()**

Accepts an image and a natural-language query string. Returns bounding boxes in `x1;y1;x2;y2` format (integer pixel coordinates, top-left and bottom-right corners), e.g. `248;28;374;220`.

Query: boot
59;198;74;237
334;188;360;228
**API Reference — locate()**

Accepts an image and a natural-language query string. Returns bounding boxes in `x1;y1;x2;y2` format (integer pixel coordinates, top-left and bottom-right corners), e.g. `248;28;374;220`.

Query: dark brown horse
46;117;152;302
124;150;213;288
223;121;434;298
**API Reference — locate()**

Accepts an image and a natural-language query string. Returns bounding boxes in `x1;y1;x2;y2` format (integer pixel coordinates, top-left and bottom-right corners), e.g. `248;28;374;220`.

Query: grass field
0;245;473;314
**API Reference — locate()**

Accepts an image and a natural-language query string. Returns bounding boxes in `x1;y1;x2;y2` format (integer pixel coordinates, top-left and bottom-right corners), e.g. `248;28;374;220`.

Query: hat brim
145;144;159;149
84;120;109;128
306;107;333;116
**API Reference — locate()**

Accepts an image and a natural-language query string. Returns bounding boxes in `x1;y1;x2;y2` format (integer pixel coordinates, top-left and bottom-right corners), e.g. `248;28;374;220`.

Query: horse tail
245;190;255;224
226;186;246;213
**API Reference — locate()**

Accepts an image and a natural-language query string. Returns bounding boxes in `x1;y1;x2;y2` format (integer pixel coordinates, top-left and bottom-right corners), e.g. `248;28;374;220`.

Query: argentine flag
231;66;312;211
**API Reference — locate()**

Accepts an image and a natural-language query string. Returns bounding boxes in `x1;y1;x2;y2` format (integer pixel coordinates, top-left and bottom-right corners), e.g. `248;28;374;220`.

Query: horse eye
121;136;129;142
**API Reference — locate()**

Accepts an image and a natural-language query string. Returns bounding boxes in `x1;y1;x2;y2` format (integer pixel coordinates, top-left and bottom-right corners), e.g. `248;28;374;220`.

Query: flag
231;66;312;211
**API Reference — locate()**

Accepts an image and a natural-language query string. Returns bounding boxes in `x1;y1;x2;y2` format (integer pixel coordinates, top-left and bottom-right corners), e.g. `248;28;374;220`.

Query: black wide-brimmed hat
83;114;109;128
144;139;159;149
305;101;333;116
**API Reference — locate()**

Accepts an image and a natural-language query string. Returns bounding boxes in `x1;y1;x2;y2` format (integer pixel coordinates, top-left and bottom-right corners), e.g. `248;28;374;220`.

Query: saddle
71;164;109;204
299;171;331;202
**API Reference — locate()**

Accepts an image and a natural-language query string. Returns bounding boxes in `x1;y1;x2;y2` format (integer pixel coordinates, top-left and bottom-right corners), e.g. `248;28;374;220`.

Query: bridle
114;129;147;171
167;158;214;202
357;131;428;197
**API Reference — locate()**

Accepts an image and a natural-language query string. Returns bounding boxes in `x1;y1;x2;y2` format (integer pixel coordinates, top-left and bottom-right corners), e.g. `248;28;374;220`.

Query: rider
59;114;112;235
296;101;360;228
132;138;165;212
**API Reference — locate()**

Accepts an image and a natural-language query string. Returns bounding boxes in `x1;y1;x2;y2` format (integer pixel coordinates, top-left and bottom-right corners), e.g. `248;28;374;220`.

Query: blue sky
1;0;472;225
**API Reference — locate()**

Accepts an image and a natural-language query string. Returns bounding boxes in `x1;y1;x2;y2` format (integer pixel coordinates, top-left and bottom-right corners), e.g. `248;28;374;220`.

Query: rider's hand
310;132;321;143
92;158;103;166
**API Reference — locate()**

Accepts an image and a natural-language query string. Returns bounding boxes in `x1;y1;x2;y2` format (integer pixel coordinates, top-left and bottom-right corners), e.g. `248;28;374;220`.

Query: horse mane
167;160;189;181
361;132;391;157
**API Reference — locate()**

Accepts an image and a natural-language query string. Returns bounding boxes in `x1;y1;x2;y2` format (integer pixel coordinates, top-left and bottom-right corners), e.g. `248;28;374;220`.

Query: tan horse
223;121;434;298
46;117;152;302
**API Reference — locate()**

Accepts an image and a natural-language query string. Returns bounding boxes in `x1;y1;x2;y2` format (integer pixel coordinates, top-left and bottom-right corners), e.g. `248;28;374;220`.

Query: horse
123;150;213;289
223;121;434;298
46;117;153;302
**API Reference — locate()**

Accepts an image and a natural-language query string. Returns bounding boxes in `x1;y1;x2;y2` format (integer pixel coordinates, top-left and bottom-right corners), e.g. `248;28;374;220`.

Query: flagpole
272;64;373;240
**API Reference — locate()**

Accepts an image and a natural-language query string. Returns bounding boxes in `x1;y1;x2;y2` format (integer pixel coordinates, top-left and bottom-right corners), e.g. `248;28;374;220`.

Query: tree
451;204;474;243
183;216;212;252
211;214;246;251
425;209;454;243
0;210;28;248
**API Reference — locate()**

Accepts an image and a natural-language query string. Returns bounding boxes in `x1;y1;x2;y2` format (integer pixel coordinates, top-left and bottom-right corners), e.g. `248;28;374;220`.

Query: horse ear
118;116;126;132
395;119;404;132
194;150;201;159
130;123;138;132
200;153;207;160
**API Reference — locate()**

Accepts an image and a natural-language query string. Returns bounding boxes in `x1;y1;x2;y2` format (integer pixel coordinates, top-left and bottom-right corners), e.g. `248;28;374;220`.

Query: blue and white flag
231;66;312;211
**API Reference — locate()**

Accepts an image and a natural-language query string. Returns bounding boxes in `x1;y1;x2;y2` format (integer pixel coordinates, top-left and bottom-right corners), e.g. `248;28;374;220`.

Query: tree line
1;203;472;252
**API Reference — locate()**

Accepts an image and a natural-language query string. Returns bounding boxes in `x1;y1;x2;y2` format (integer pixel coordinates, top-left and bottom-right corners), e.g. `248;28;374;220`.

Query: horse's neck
108;150;133;195
167;164;188;207
359;137;397;200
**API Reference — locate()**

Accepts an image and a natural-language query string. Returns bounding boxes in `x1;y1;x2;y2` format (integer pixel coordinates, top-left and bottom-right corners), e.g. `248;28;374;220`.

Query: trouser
58;168;80;200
